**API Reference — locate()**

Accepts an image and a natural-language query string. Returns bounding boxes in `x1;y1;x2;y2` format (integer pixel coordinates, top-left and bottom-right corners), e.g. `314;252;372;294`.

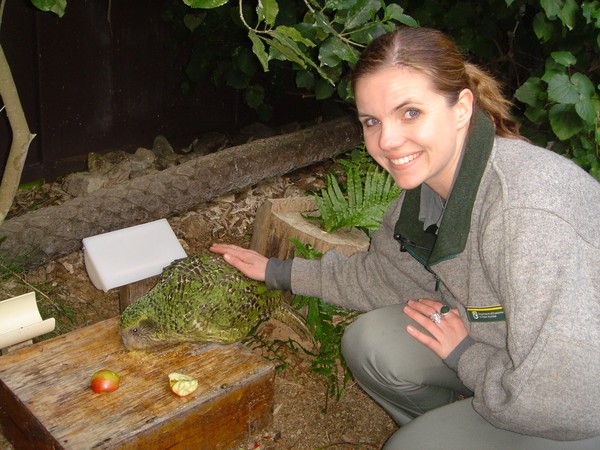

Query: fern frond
313;165;401;235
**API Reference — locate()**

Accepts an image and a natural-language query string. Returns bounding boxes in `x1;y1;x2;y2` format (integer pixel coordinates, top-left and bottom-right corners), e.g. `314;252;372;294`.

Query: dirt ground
0;162;397;449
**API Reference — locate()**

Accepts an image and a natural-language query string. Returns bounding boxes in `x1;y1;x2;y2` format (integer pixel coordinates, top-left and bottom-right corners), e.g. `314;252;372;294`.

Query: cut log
251;197;370;260
0;317;274;449
0;116;362;267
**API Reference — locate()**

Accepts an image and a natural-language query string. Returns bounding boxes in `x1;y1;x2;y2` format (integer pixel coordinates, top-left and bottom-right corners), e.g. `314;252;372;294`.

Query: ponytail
464;63;521;138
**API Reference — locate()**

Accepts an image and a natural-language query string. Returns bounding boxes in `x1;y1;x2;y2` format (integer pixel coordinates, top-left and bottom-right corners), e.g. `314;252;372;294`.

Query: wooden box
0;317;274;449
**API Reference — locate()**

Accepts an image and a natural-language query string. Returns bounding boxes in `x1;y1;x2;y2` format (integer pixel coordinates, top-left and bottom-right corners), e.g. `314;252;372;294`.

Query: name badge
465;305;505;322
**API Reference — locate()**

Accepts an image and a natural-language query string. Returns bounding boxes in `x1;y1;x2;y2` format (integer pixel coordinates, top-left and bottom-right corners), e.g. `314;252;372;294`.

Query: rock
179;132;228;156
88;150;129;174
129;147;157;172
61;172;107;196
152;135;175;157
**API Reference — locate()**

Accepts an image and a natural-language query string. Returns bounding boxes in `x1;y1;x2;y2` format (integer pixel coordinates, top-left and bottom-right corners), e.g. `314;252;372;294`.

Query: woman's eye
404;109;420;120
363;117;381;127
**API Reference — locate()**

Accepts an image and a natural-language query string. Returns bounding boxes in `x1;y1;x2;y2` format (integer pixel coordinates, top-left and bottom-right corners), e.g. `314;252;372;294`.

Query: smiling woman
211;26;600;449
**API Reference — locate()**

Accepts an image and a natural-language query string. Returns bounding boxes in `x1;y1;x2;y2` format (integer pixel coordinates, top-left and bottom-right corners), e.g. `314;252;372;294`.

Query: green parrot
120;254;307;350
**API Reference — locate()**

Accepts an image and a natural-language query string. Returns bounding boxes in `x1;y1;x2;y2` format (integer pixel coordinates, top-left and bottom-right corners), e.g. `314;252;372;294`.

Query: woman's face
355;67;473;199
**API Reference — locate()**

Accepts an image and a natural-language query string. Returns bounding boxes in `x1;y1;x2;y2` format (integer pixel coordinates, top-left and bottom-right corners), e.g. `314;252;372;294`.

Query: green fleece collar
393;110;495;266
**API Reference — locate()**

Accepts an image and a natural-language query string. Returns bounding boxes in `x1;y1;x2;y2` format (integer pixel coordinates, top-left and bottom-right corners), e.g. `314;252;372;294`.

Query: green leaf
549;103;584;140
257;0;279;26
532;12;554;43
275;26;316;48
244;85;265;109
547;73;579;104
248;31;270;72
540;0;562;18
183;13;206;32
514;77;545;107
312;165;400;234
571;73;596;98
30;0;67;17
551;51;577;67
383;3;418;27
319;36;359;67
558;0;579;30
183;0;229;8
345;0;382;29
296;70;315;90
575;98;598;124
233;46;257;77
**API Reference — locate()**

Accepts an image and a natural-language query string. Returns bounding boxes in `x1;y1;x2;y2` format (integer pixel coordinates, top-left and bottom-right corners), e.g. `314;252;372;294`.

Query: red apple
90;369;120;393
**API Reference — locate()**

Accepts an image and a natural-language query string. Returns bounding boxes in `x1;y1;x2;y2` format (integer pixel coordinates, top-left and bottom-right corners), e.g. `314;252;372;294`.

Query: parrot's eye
132;327;138;333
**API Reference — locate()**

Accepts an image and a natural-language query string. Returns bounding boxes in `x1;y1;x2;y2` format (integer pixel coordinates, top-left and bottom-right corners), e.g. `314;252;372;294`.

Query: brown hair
351;27;521;138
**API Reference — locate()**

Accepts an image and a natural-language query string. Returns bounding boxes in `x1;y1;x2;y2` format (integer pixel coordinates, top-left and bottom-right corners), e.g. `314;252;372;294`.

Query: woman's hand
403;299;468;359
209;243;269;281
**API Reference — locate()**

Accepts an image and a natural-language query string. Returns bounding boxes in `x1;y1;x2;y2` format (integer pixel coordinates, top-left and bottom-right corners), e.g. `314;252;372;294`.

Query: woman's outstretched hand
210;243;269;281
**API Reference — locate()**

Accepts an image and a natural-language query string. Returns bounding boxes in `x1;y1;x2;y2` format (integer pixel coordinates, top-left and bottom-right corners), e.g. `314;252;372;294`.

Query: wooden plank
251;197;370;259
0;317;274;449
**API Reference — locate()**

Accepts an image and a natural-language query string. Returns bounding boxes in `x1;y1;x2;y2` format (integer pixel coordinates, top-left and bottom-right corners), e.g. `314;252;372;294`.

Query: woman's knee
341;305;414;380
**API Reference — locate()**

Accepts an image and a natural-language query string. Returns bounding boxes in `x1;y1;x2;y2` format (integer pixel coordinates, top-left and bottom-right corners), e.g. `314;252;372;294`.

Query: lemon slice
168;372;199;396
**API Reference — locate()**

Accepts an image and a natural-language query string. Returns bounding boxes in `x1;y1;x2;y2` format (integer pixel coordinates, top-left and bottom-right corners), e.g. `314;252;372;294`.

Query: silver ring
429;312;442;324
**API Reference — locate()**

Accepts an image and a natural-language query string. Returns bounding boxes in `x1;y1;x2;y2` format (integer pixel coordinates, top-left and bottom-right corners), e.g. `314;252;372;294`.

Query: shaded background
1;0;318;184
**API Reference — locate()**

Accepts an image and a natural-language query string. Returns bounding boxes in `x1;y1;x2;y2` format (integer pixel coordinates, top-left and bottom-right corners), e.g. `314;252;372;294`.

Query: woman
211;27;600;449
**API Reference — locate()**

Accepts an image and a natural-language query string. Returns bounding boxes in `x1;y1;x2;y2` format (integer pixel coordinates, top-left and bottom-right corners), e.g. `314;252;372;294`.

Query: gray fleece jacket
284;114;600;440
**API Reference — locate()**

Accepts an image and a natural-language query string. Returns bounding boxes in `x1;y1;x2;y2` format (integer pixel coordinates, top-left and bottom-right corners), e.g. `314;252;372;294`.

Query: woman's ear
455;88;474;129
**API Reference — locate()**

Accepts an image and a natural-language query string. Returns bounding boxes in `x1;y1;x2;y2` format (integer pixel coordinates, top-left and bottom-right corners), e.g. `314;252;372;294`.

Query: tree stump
250;197;370;260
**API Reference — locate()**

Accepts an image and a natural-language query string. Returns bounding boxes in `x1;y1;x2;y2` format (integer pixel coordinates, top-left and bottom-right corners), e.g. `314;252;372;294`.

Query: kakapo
120;254;308;350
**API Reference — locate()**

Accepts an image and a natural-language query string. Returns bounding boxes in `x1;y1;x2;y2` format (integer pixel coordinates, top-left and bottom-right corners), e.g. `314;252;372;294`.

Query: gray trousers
341;304;600;449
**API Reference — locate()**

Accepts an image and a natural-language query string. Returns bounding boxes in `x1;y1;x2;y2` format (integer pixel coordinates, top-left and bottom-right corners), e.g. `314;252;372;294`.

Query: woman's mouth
390;152;420;166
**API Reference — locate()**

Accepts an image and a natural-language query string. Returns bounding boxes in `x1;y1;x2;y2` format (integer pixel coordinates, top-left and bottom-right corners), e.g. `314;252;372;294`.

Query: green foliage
309;146;401;236
30;0;66;17
312;165;400;236
289;239;359;404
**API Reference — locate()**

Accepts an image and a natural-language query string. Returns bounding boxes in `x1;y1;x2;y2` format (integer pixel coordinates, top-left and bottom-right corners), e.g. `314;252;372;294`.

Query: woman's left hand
403;299;468;359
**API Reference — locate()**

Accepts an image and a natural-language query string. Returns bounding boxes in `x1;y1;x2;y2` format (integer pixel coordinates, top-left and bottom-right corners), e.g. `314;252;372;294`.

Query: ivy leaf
257;0;279;27
549;104;584;140
183;0;229;8
547;73;579;104
30;0;67;17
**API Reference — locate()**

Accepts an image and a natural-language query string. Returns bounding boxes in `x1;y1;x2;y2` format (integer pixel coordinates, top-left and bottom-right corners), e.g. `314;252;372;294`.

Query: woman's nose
379;122;406;151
